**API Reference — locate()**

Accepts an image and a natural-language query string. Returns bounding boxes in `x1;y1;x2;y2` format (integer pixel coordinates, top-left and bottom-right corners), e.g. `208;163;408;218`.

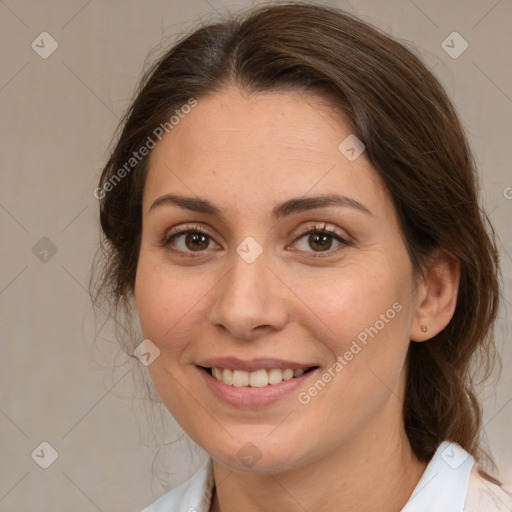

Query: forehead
143;86;391;219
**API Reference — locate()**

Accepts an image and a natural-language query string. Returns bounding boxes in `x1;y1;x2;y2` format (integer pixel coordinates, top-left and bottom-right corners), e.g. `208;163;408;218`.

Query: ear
410;248;460;342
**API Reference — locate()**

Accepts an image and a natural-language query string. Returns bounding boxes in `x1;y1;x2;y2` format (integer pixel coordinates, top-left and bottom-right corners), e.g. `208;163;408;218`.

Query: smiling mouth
201;366;318;387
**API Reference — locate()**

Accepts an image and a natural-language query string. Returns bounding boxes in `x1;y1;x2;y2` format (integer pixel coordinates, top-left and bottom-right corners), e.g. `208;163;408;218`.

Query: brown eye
184;232;210;251
292;225;351;256
162;227;220;254
308;233;334;252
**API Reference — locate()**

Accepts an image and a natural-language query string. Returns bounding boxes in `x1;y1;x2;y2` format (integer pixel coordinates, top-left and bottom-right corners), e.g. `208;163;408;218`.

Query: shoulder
140;458;214;512
464;466;512;512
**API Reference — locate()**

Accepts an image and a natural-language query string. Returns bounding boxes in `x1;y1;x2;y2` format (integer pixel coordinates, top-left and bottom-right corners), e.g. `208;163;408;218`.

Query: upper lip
196;357;318;372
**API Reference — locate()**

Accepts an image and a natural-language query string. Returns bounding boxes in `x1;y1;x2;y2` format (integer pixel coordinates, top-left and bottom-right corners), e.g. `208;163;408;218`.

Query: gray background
0;0;511;510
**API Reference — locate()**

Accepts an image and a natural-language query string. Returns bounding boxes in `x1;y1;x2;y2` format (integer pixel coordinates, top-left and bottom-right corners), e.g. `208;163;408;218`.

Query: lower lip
197;367;318;407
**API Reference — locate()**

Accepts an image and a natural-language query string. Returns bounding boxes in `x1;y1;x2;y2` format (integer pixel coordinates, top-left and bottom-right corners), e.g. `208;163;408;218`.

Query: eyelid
287;221;352;257
161;223;219;246
160;221;352;256
290;221;350;243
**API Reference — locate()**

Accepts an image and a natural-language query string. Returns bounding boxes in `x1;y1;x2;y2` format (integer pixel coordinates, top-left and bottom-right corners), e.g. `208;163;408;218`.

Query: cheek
294;262;409;346
134;254;215;359
134;259;209;417
292;262;412;400
135;255;181;348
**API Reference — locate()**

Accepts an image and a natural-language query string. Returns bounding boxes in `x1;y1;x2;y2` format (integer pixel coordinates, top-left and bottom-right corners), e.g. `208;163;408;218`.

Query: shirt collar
401;441;475;511
187;441;474;512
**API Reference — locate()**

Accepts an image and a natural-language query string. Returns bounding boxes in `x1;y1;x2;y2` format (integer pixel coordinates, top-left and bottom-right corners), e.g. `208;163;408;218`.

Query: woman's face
135;86;420;473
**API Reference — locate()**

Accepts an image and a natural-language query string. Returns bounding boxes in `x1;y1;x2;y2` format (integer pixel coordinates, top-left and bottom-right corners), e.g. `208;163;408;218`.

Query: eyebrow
149;193;372;220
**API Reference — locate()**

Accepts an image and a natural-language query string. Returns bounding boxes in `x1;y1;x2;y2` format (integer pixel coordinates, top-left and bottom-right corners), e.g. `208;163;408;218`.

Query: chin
204;434;313;475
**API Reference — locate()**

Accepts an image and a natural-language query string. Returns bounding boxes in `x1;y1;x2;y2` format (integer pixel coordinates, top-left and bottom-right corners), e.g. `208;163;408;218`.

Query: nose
208;249;289;341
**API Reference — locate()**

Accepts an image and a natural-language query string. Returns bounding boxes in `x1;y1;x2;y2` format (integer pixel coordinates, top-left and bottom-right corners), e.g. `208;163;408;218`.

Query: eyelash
160;222;352;258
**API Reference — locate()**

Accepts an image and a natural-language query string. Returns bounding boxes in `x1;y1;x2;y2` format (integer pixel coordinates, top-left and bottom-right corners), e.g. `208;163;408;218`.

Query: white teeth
222;368;233;385
268;368;283;385
249;369;268;387
232;369;249;387
210;367;310;387
282;369;294;380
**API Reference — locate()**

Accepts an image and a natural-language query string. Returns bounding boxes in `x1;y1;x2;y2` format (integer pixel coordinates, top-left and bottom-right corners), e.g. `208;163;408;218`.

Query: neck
210;421;428;512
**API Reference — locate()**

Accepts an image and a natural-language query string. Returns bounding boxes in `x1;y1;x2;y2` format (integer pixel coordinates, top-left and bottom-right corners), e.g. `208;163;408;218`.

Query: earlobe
410;249;460;342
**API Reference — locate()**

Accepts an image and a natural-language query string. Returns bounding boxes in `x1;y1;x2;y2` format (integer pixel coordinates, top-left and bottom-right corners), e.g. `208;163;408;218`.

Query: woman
92;2;511;510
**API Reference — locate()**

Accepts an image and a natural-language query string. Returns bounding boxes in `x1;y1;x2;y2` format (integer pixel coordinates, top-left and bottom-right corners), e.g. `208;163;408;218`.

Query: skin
135;85;460;512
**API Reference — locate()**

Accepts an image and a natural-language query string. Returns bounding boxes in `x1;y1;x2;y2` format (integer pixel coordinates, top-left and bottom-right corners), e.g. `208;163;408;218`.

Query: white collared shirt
141;441;512;512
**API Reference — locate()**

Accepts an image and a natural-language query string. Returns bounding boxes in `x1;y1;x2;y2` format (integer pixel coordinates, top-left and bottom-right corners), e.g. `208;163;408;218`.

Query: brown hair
92;1;501;475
